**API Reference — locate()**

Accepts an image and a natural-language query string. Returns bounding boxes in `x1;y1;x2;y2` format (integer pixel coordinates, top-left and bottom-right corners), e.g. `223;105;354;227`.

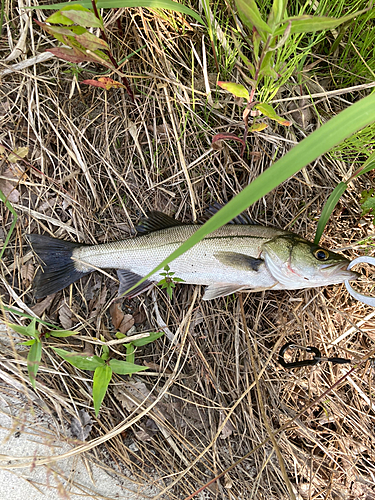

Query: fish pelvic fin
117;270;154;298
27;234;89;299
202;283;248;301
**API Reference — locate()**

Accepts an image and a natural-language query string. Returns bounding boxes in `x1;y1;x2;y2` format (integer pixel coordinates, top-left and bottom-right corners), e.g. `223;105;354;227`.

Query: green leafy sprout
157;265;185;300
53;331;163;416
7;318;78;388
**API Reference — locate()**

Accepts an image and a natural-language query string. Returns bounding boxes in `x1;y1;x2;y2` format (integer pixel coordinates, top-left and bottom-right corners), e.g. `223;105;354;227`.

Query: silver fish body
28;211;358;300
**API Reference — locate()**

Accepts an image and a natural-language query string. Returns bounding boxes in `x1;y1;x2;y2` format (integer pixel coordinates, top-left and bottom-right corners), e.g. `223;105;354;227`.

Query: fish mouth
321;261;360;281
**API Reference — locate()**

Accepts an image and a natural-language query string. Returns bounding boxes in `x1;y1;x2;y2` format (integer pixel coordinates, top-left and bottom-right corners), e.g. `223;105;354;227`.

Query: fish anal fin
117;270;153;298
136;211;186;235
202;284;247;301
214;251;264;271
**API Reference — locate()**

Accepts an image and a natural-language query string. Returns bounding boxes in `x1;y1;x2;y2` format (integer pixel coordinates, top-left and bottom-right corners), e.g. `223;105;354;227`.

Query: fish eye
314;249;330;261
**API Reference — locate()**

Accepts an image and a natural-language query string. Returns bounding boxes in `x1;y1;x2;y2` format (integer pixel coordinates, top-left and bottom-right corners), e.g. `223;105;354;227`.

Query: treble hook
279;341;352;369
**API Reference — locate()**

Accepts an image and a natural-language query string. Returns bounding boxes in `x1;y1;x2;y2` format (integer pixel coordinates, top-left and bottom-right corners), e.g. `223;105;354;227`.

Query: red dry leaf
81;77;125;90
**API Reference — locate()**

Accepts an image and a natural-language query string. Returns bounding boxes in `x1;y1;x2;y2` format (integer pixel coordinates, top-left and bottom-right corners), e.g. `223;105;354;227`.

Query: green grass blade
314;151;375;245
0;304;64;328
29;0;204;25
0;189;18;260
123;91;375;297
314;182;348;245
93;364;112;416
274;8;369;36
353;150;375;178
27;340;42;388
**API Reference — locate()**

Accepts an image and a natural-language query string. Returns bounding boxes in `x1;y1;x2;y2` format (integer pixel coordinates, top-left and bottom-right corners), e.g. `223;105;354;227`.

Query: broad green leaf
35;21;88;45
126;344;135;365
109;359;148;375
50;330;79;337
101;344;110;360
52;347;105;370
130;331;164;347
121;92;375;297
314;182;348;245
250;122;268;132
75;32;109;50
217;81;249;100
7;318;39;339
93;364;112;416
46;4;93;24
27;340;42;388
255;102;291;126
29;0;204;26
7;322;34;337
47;46;113;67
235;0;272;41
20;339;37;346
274;8;369;36
268;0;287;28
61;10;103;28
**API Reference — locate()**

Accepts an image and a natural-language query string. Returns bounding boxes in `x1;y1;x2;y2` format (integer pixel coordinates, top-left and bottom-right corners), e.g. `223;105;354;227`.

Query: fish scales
74;225;286;288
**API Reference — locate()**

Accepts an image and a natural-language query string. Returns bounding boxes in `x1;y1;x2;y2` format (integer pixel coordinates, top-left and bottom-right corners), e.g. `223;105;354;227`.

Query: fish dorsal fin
136;211;185;235
214;252;264;271
199;202;257;225
117;270;153;298
203;283;248;301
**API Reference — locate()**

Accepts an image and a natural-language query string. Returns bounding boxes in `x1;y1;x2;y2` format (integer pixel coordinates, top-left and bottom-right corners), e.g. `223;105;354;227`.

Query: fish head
262;235;359;289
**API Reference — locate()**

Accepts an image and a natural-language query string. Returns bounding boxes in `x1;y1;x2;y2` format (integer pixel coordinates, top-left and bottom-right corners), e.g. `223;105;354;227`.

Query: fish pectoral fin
136;211;186;234
117;270;153;298
202;284;247;301
214;251;264;271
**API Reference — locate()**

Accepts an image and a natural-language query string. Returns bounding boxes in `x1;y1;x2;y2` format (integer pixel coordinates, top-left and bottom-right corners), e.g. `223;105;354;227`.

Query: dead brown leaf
8;147;28;163
31;294;56;317
70;409;93;441
132;308;147;325
20;262;34;287
134;428;153;442
59;302;73;330
219;411;234;439
0;169;20;203
89;285;107;318
109;302;134;333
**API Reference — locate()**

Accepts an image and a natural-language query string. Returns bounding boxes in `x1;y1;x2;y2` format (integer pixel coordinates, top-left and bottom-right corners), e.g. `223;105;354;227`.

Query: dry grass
1;3;375;500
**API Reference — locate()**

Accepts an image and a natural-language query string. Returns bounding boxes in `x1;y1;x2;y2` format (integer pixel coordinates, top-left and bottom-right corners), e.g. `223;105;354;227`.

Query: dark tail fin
27;234;90;298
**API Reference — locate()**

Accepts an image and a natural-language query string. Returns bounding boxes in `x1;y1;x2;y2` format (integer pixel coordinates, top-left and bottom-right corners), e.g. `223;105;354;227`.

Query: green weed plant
53;331;163;415
214;0;370;153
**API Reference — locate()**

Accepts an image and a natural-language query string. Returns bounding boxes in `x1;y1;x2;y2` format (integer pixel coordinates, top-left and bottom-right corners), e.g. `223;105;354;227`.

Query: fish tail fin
27;234;90;298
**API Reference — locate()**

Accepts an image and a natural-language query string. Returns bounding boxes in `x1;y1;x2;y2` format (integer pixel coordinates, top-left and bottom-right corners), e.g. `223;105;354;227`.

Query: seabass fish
27;211;358;301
